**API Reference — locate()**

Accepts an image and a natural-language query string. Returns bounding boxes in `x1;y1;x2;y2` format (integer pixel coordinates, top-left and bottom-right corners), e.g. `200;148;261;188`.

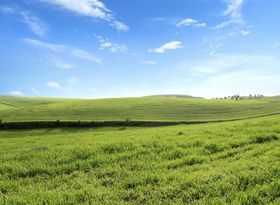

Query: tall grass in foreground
0;115;280;204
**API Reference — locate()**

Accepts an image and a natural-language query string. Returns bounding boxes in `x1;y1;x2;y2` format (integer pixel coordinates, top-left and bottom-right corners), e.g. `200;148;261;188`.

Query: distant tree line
215;94;264;101
0;120;205;129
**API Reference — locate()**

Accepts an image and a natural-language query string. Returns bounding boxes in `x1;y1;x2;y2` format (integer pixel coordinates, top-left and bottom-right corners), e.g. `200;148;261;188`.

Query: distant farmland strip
1;111;280;129
1;96;280;123
0;101;19;108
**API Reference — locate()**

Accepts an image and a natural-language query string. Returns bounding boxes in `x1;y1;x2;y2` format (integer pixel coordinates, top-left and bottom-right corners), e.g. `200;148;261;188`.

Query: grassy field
0;115;280;204
0;96;280;122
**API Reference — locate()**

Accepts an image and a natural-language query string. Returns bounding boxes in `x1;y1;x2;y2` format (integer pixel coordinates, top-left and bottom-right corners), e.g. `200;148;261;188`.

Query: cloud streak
21;12;47;37
23;38;101;64
0;5;16;14
141;60;158;65
176;18;206;28
9;91;23;96
215;0;245;29
46;82;61;89
39;0;129;31
95;35;127;53
52;60;75;69
0;5;47;37
150;41;183;53
240;30;250;36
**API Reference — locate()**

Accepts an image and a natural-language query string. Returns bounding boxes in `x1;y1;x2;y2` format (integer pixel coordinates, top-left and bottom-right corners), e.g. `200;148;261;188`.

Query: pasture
0;96;280;122
0;115;280;204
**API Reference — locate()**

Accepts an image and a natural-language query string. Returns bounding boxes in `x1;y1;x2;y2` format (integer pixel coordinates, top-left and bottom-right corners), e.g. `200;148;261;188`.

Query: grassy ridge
0;96;280;122
0;115;280;204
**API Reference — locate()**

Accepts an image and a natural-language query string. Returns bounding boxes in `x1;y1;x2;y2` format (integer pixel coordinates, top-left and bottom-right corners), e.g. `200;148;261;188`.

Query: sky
0;0;280;99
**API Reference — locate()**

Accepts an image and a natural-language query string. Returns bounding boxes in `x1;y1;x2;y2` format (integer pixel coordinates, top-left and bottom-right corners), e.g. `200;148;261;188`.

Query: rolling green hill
0;96;280;122
1;96;280;203
0;103;15;111
0;115;280;204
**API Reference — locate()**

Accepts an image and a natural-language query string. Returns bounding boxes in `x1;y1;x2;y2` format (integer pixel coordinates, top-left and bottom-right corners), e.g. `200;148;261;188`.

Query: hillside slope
0;96;280;122
0;115;280;204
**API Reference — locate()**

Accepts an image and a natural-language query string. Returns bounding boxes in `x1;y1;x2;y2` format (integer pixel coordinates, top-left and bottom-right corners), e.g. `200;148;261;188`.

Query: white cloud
46;82;61;89
215;0;245;29
21;12;47;37
0;5;47;37
0;5;16;14
150;41;183;53
23;38;63;52
223;0;244;16
172;54;280;98
95;35;127;53
179;54;278;77
52;60;75;69
176;18;206;28
40;0;111;19
205;70;280;96
68;77;78;85
208;43;223;56
70;48;101;62
110;21;129;32
240;30;250;36
209;51;218;56
39;0;129;31
23;38;101;63
9;91;23;96
141;60;158;65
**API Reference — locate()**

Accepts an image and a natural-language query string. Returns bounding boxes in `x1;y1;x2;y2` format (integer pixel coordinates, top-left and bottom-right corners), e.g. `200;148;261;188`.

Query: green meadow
0;96;280;204
0;115;280;204
0;96;280;122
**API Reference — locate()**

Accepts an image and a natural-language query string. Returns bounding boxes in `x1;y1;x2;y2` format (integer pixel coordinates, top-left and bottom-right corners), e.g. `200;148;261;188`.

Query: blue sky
0;0;280;98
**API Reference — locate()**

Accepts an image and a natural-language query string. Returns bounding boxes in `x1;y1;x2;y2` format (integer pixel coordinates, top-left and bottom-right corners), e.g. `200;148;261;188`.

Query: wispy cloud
23;38;63;52
9;91;23;96
95;35;127;53
52;60;75;69
21;12;47;37
179;54;278;76
141;60;158;65
0;5;47;37
151;17;206;29
39;0;129;31
207;70;280;91
215;0;245;29
208;70;265;84
46;81;61;89
150;41;183;53
23;38;101;63
176;18;206;28
240;30;250;36
150;17;179;24
110;21;129;32
208;43;223;56
175;54;280;98
0;5;16;14
209;51;218;56
70;48;101;62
